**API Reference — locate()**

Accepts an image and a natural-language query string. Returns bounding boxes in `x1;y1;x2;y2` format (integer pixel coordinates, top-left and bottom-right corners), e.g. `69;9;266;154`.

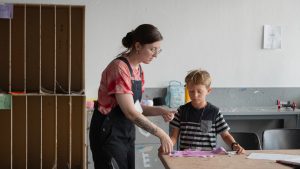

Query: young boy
169;69;245;154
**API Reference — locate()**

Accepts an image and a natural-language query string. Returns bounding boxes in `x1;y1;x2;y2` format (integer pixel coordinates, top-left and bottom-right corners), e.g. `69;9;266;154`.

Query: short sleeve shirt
170;102;230;150
97;57;145;114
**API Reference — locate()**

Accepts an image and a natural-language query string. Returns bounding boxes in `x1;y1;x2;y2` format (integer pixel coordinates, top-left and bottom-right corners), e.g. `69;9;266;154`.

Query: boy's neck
191;101;207;109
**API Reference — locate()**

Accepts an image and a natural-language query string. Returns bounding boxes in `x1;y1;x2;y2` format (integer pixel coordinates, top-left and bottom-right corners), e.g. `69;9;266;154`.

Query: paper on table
247;153;300;161
170;147;228;157
276;158;300;166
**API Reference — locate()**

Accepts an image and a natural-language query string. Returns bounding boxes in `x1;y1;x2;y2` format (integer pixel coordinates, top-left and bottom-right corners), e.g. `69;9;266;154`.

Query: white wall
3;0;300;98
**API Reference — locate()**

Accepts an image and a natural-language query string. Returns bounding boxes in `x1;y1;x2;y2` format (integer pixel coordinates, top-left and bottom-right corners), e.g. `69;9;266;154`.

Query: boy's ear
207;88;212;94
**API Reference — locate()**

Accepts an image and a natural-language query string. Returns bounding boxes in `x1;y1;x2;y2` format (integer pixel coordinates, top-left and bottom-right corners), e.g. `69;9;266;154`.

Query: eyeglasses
149;47;162;54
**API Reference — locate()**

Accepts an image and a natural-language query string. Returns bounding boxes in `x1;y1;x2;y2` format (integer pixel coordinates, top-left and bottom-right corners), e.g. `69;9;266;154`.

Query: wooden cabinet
0;4;84;94
0;4;86;169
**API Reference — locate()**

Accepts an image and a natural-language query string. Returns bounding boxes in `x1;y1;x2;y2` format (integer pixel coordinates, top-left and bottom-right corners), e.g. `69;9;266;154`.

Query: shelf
0;95;86;168
0;4;86;169
0;4;85;94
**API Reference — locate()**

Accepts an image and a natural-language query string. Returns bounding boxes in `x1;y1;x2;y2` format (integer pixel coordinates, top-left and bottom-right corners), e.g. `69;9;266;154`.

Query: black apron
90;57;142;169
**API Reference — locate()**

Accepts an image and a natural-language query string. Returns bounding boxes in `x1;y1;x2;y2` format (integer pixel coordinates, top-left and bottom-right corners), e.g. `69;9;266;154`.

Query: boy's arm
220;131;245;154
170;127;180;145
220;131;235;145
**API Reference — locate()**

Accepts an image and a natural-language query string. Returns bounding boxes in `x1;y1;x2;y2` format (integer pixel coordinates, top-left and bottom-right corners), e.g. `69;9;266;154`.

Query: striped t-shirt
170;102;229;150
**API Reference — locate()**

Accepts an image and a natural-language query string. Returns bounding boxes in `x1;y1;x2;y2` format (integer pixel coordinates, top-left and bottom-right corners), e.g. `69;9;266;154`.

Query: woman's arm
159;127;179;154
220;131;245;154
115;93;173;154
141;105;175;122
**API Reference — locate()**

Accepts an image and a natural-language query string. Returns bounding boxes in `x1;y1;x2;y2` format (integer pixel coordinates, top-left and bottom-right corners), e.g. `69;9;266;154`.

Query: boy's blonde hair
185;69;212;88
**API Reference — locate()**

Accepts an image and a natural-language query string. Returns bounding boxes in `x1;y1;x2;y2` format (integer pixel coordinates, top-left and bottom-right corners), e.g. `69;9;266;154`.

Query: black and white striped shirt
170;102;229;150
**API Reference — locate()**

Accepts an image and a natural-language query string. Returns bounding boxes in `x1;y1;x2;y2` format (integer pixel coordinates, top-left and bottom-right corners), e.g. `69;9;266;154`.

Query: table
159;149;300;169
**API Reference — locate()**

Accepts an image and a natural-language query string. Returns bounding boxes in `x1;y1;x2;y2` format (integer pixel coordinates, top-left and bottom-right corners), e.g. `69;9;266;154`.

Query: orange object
185;85;191;103
8;91;26;95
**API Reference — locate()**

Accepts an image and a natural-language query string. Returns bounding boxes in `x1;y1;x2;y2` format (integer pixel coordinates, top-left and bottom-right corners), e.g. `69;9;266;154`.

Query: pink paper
170;147;227;158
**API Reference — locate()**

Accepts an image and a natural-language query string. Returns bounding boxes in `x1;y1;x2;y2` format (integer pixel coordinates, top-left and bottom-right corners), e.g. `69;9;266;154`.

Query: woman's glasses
149;47;162;54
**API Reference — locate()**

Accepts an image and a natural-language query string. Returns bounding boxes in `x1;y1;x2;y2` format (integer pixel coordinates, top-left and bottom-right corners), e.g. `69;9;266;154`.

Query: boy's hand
232;143;246;154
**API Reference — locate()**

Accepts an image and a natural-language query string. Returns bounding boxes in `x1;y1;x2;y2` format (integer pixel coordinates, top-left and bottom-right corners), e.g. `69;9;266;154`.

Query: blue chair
263;129;300;150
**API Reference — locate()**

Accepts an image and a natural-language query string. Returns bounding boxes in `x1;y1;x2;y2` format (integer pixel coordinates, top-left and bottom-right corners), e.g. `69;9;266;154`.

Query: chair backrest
217;132;262;150
263;129;300;150
231;132;262;150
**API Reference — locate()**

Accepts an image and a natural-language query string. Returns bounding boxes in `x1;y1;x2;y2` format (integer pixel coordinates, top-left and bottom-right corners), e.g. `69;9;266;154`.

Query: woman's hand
158;146;163;155
162;109;175;122
159;131;174;154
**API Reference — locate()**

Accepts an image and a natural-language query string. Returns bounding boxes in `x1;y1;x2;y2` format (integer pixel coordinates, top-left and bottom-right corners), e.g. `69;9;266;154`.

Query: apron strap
116;56;142;78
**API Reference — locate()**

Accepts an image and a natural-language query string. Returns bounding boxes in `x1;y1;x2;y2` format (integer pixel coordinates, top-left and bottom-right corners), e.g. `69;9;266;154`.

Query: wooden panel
57;96;70;168
0;109;12;168
71;96;85;168
41;6;55;93
26;5;40;93
12;96;27;168
71;7;84;93
42;96;56;168
56;7;70;94
0;17;10;92
11;5;25;92
27;96;41;169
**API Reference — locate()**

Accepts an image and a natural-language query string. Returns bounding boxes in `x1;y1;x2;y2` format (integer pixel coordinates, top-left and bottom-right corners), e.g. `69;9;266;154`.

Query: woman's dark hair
122;24;163;51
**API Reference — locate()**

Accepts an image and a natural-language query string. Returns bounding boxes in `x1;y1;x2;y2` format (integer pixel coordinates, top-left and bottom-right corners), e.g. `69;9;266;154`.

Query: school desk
159;149;300;169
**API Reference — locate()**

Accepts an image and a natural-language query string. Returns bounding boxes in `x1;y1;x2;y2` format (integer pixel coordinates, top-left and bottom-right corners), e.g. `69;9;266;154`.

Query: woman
89;24;174;169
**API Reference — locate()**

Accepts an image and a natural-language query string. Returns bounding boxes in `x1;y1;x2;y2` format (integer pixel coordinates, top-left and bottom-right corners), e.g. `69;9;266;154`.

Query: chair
262;129;300;150
217;132;262;150
231;132;262;150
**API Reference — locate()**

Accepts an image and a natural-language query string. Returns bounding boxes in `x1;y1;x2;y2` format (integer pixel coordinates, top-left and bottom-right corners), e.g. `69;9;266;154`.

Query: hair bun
122;31;134;48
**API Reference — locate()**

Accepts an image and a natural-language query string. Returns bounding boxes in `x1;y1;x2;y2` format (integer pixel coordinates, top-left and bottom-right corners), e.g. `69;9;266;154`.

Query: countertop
167;105;300;115
220;106;300;115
